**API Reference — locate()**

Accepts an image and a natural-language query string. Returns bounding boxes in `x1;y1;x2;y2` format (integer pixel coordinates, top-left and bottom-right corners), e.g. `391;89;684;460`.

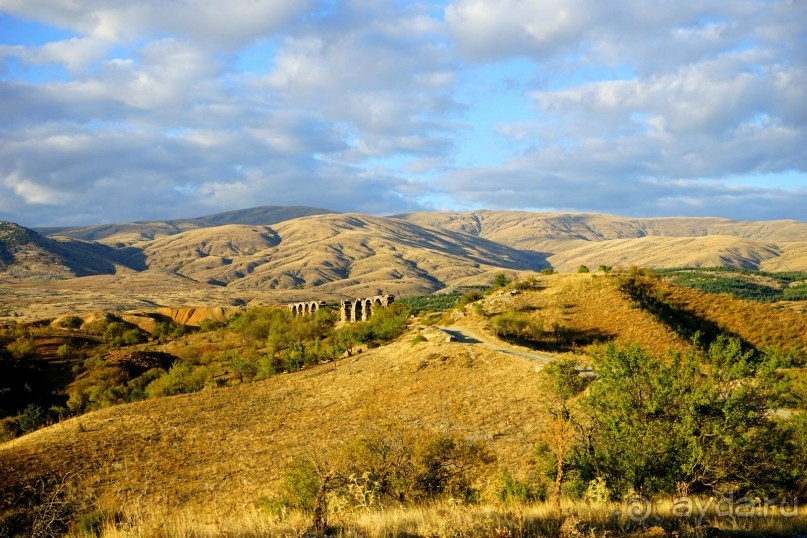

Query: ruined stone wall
339;294;395;322
286;301;326;317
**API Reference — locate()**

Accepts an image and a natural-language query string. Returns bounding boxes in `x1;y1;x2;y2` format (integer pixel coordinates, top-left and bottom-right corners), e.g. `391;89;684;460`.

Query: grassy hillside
2;274;805;536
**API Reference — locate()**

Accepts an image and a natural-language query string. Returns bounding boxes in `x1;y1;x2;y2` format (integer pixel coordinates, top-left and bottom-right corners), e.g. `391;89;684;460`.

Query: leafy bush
491;312;543;341
493;273;510;288
145;362;212;398
495;468;543;505
276;421;494;525
7;337;37;360
102;321;146;347
573;338;799;497
577;265;590;273
16;404;48;434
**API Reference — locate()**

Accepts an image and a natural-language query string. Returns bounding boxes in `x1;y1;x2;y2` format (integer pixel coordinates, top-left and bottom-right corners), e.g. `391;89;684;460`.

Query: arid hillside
139;214;545;296
395;210;807;271
0;221;121;279
2;272;805;535
36;205;334;245
2;208;806;320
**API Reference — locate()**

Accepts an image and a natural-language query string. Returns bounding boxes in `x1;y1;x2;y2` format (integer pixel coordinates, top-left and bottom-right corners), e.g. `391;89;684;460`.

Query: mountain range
1;206;806;318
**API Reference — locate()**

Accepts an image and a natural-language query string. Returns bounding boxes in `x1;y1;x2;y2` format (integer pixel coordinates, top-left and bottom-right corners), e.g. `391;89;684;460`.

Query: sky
0;0;805;227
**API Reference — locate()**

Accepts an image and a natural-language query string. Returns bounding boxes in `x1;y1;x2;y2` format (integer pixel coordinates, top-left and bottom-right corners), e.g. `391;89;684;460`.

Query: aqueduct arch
287;294;394;323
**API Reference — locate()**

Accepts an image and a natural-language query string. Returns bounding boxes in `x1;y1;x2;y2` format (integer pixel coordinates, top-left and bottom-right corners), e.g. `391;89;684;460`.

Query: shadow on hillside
502;327;615;353
619;275;754;350
110;246;148;271
440;329;482;344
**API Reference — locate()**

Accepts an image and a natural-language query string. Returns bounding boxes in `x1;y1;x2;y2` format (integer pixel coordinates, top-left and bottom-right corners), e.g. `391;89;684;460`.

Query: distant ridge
2;208;806;319
36;205;336;244
0;221;119;278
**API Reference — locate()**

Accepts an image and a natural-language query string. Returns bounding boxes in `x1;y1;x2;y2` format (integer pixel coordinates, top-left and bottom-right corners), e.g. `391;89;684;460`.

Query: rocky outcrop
156;306;242;327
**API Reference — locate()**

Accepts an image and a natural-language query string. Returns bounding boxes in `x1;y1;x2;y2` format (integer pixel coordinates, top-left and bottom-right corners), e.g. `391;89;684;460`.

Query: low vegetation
3;270;807;536
0;303;412;442
657;267;807;302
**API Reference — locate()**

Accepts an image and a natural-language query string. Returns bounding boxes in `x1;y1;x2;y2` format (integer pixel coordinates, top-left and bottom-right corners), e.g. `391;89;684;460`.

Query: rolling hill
0;221;121;279
1;207;806;320
36;205;335;245
138;214;547;296
2;272;806;535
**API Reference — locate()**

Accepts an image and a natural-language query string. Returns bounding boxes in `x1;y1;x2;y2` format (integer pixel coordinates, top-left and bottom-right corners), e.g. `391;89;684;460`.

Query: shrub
56;344;72;359
457;290;483;308
495;468;543;505
60;316;83;330
17;404;48;434
493;273;510;288
7;337;37;360
145;362;211;398
577;265;590;273
491;312;543;341
540;268;555;275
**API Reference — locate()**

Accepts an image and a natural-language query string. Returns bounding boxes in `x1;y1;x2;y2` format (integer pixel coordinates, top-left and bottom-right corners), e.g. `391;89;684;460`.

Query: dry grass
75;498;807;537
0;328;547;521
3;273;806;536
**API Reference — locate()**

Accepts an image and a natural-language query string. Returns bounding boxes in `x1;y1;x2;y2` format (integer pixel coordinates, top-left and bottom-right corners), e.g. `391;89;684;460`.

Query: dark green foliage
575;338;800;497
493;273;510;288
577;265;589;273
332;303;411;353
152;321;190;342
60;316;83;330
657;267;807;302
16;404;48;435
542;359;588;401
783;282;807;301
399;292;462;314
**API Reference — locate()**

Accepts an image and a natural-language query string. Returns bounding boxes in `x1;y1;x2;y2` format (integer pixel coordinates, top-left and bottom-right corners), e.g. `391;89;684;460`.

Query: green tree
577;265;590;273
580;338;787;497
493;273;510;288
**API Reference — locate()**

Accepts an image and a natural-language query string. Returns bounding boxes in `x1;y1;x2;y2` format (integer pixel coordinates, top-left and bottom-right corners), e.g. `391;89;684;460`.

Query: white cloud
0;0;311;47
0;0;805;225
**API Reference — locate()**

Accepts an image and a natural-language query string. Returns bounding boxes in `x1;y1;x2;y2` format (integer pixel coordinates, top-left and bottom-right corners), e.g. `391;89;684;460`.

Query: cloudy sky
0;0;805;227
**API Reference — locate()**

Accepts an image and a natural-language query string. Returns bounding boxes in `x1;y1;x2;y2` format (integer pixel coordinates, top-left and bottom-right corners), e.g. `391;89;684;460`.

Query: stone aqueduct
287;294;395;323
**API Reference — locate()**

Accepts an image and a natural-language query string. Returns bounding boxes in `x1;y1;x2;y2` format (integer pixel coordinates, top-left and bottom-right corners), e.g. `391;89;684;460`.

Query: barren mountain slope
140;214;548;297
37;205;335;245
396;211;807;254
546;235;784;272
